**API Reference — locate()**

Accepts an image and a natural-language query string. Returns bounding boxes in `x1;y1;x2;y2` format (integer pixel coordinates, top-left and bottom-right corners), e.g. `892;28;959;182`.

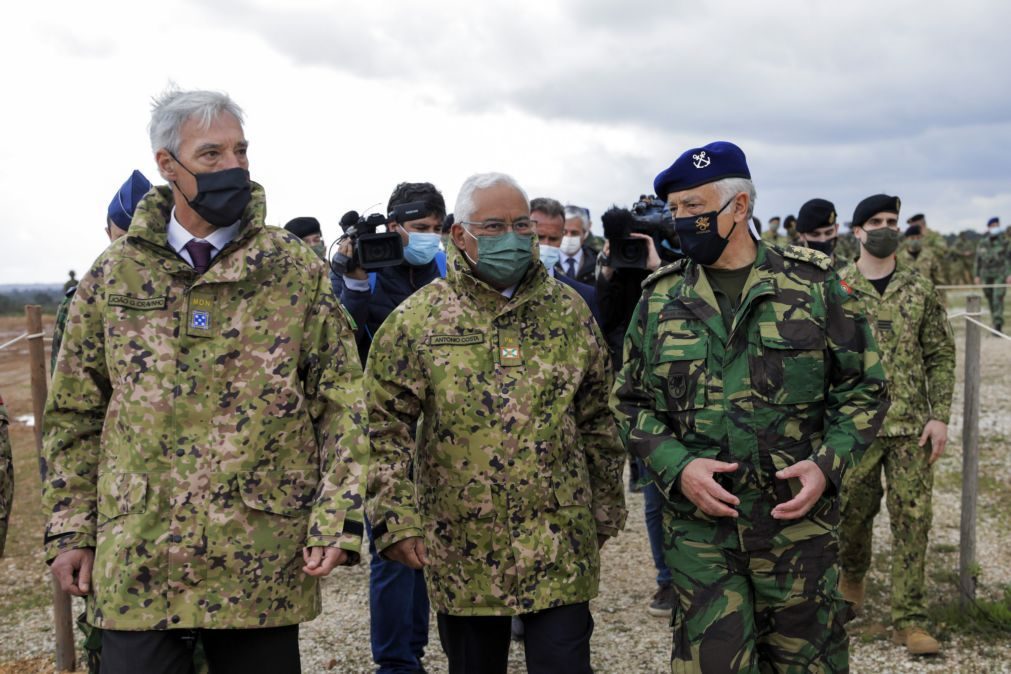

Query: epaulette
641;258;689;289
780;244;832;271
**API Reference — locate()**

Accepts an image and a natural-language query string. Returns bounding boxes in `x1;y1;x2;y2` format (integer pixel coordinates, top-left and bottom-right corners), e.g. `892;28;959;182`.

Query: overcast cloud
1;0;1009;283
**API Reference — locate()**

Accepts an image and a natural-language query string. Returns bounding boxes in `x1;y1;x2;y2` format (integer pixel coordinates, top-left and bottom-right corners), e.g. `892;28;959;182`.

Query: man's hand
599;241;614;281
384;536;429;570
302;546;348;577
338;240;368;281
974;276;982;285
627;232;662;271
771;460;827;520
51;547;95;596
678;459;740;518
919;419;948;464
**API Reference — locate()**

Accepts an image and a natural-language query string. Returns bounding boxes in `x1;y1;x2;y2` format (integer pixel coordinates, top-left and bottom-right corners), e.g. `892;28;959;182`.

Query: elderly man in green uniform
795;198;847;268
43;88;370;674
974;217;1010;333
0;393;11;557
613;141;889;673
366;172;626;674
837;194;955;655
51;170;151;372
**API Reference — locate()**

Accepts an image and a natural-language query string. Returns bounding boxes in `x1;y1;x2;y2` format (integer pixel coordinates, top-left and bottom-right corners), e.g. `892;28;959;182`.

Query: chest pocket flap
652;326;708;411
756;319;826;404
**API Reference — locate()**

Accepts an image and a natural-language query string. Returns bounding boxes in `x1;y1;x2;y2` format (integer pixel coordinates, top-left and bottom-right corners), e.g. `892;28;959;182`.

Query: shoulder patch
641;258;689;289
781;244;832;270
838;279;854;296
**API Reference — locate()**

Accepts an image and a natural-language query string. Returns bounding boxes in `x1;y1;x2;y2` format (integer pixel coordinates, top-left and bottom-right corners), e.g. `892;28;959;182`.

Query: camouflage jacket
366;245;626;616
898;244;946;288
974;234;1009;279
42;183;370;630
837;263;955;436
51;288;75;374
760;230;789;247
0;394;11;557
612;243;889;551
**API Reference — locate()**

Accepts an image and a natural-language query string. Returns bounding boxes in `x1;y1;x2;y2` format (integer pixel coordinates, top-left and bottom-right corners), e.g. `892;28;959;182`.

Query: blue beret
107;170;152;230
653;141;751;201
988;217;1000;226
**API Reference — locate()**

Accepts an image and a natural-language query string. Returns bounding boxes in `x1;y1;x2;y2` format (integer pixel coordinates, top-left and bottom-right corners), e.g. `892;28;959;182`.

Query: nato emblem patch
191;310;210;330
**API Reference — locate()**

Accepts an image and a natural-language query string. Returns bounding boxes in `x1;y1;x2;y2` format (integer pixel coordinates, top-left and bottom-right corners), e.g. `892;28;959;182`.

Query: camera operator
595;197;682;619
331;182;448;365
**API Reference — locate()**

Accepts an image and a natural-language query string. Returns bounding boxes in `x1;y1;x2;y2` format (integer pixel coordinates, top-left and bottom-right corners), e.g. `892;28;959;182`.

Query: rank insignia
499;345;522;367
191;310;210;330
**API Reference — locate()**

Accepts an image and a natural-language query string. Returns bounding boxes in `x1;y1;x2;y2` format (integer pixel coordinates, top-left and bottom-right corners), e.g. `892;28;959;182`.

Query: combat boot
892;626;940;655
839;574;865;610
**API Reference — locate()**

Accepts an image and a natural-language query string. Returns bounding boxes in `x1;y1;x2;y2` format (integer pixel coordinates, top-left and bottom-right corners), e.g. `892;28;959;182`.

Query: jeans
642;463;673;586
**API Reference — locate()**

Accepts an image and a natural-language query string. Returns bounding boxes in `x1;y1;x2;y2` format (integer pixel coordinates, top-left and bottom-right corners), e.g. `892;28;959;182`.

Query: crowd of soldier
0;87;1004;673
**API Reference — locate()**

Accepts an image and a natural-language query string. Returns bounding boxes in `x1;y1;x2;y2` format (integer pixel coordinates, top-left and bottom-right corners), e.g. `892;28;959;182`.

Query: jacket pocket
754;320;826;404
96;472;148;525
238;470;320;517
651;331;708;412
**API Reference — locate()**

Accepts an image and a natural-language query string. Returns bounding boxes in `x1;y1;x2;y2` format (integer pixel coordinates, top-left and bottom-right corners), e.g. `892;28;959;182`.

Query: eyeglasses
459;218;534;235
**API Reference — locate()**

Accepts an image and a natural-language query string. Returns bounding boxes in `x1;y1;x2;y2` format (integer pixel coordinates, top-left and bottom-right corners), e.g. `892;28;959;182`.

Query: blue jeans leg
367;518;429;673
643;479;672;586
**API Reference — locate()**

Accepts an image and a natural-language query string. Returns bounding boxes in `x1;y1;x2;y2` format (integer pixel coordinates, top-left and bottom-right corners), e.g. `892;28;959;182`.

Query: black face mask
673;198;737;266
806;238;836;257
171;153;251;228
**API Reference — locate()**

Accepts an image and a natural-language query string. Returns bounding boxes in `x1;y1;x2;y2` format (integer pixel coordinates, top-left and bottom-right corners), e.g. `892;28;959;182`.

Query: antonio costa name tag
429;333;484;346
108;294;168;311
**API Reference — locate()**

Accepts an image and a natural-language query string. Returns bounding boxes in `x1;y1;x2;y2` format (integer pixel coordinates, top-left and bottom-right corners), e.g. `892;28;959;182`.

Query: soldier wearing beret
613;141;888;673
283;216;327;260
759;215;788;247
837;194;955;655
42;89;370;674
899;222;946;289
974;217;1011;333
795;198;847;268
366;172;626;673
51;170;152;372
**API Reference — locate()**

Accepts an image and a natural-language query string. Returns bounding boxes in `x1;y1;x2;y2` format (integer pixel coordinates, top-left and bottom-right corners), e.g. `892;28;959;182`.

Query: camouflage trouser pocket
669;602;700;674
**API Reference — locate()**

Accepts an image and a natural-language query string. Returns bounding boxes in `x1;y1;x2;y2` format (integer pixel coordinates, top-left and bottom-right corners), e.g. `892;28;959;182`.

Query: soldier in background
899;223;945;288
974;217;1010;333
782;213;802;245
63;270;77;293
795;198;845;268
43;88;369;674
613;141;888;673
837;194;955;656
760;215;788;246
367;172;626;673
51;170;151;372
0;393;11;557
951;231;977;285
283;216;327;260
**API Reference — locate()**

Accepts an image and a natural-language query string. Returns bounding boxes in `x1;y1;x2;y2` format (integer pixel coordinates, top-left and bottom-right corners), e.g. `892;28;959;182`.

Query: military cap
852;194;901;228
904;224;922;237
796;198;837;234
906;213;925;224
284;216;322;239
107;170;152;230
653;141;751;201
988;217;1000;226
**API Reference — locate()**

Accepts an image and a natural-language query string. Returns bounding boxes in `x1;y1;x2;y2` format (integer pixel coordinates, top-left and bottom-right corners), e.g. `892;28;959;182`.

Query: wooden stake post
959;295;981;607
25;306;76;671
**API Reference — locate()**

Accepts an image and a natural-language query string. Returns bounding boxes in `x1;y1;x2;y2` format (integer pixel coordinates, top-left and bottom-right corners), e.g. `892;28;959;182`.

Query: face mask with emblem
170;153;252;228
673;197;736;266
462;229;534;288
861;227;901;259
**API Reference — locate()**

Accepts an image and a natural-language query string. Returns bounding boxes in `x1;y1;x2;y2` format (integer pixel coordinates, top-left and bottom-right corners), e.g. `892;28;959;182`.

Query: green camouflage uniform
898;244;946;288
42;183;370;630
836;262;954;629
612;242;889;673
760;229;788;247
974;233;1009;331
834;231;859;267
366;244;626;616
51;288;75;373
0;394;11;557
951;234;976;285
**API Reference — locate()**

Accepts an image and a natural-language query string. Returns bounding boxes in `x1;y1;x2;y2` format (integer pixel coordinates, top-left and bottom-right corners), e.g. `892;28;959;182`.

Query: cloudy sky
1;0;1009;284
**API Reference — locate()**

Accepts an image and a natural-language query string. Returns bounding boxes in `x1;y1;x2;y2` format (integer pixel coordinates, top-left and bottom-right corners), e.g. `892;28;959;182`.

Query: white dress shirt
166;209;241;266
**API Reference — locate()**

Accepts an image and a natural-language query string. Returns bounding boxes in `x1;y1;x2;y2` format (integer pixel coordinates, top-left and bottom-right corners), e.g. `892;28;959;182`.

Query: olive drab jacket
837;262;955;436
366;244;626;616
613;243;889;551
42;184;370;630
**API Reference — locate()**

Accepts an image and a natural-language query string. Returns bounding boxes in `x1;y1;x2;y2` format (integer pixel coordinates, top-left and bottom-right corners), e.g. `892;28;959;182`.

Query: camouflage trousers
665;530;850;673
981;275;1006;331
839;435;933;628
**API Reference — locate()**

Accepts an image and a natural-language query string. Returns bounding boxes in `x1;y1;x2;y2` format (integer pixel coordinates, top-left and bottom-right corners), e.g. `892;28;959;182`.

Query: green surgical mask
906;239;923;254
463;230;533;288
862;227;901;258
310;242;327;260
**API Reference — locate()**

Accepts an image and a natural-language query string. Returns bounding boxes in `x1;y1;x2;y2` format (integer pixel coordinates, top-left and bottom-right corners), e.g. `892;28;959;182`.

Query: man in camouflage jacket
613;142;889;673
43;89;369;674
974;217;1010;332
838;195;955;656
366;173;626;674
0;393;11;557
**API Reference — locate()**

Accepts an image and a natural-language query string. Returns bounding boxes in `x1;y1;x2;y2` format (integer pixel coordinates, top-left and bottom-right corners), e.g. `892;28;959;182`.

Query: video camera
601;195;676;269
330;201;428;275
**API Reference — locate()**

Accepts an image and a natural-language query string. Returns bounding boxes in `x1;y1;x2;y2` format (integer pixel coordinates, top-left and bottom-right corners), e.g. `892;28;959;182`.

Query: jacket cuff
44;531;95;564
811;444;845;495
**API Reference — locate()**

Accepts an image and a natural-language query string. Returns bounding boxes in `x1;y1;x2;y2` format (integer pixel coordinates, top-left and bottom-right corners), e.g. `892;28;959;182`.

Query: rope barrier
937;284;1011;289
962;316;1011;342
0;332;44;352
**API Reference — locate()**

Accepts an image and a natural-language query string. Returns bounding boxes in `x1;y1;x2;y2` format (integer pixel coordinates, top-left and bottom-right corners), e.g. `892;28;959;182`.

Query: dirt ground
1;304;1009;673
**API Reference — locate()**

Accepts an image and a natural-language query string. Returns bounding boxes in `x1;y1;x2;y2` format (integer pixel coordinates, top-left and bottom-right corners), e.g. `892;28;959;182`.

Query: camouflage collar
445;243;548;313
125;183;268;281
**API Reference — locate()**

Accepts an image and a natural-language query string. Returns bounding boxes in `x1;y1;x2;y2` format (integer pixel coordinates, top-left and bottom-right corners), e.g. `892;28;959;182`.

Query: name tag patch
109;294;167;311
430;333;484;346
